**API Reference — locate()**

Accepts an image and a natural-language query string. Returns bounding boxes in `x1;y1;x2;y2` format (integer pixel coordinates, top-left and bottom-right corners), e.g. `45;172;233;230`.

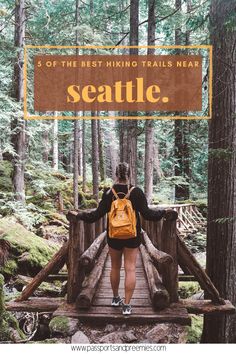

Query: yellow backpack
108;187;136;239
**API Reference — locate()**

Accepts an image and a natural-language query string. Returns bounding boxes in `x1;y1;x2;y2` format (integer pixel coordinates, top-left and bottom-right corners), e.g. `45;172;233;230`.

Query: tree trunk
201;0;236;343
0;142;2;161
79;121;83;176
98;120;105;182
145;120;154;203
108;118;118;180
174;0;190;201
91;117;99;201
11;0;26;203
42;127;49;163
52;113;58;171
73;0;80;209
120;0;139;185
153;143;163;180
144;0;156;203
82;119;87;192
73;120;79;209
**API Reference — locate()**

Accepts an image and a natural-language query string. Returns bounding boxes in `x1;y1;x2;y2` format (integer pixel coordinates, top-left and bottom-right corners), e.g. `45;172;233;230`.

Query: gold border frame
24;45;213;120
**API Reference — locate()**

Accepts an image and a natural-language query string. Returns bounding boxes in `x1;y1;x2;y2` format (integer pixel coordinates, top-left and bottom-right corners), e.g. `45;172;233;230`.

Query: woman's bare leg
108;247;123;296
124;247;138;304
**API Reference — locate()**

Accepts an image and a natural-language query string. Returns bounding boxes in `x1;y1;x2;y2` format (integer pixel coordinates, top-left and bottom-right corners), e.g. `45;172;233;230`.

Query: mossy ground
0;217;59;276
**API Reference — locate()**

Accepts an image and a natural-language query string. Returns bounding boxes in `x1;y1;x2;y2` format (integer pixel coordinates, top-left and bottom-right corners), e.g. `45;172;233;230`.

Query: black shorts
107;235;142;250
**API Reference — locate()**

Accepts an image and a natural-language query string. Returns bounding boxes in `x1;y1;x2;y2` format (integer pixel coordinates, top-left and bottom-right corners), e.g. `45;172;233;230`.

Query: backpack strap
124;186;135;199
111;188;120;200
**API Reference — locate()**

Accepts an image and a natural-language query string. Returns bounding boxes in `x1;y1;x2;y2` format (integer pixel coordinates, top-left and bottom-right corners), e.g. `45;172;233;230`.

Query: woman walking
76;162;177;315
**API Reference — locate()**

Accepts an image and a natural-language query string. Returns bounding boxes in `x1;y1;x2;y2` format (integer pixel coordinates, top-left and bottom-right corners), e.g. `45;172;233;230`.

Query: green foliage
178;281;201;299
187;315;203;343
0;273;25;342
184;231;206;254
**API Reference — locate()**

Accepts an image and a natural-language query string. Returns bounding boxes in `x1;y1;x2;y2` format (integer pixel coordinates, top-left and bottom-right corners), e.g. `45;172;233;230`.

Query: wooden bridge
7;203;235;327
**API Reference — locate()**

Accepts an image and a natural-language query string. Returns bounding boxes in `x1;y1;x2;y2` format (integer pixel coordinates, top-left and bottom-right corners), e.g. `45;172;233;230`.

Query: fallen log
79;231;107;273
15;241;69;302
6;297;64;313
142;230;173;265
180;299;235;315
140;244;169;310
76;244;109;309
177;232;225;305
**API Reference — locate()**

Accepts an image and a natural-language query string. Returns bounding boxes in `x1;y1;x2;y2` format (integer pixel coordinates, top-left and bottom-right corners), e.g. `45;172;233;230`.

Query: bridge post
84;223;95;251
67;213;84;303
161;219;179;302
95;218;104;237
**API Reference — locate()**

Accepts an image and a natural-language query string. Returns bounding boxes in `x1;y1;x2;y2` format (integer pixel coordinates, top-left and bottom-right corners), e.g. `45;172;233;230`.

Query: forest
0;0;235;346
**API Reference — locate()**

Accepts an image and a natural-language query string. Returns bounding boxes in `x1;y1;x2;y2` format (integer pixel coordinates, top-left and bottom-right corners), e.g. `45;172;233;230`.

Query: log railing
151;203;206;235
14;203;231;315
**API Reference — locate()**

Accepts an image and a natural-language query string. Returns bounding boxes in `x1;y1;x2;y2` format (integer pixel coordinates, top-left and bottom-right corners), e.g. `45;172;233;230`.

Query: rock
123;330;137;343
191;291;204;300
49;316;78;337
99;330;137;344
104;324;115;332
0;217;59;277
13;275;61;296
71;330;90;344
99;331;124;343
145;323;187;343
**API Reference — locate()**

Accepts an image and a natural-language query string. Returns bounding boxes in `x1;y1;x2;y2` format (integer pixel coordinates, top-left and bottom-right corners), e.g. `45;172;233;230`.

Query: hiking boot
122;303;132;315
111;295;123;307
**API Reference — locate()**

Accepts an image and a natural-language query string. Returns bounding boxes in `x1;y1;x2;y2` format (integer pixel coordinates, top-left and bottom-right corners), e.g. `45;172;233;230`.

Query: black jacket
79;184;166;238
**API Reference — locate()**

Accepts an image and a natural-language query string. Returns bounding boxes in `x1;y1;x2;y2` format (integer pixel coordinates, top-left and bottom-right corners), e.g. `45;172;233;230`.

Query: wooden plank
97;291;150;298
15;242;69;302
92;297;152;307
53;302;191;325
180;299;235;315
177;232;225;305
98;283;148;290
6;297;64;312
46;273;68;281
178;274;196;281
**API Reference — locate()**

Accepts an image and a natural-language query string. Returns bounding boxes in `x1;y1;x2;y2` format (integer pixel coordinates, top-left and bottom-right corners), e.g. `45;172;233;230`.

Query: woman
76;162;177;315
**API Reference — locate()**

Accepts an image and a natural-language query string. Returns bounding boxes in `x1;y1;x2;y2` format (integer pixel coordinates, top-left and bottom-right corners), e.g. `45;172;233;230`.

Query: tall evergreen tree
202;0;236;343
144;0;156;204
11;0;26;202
